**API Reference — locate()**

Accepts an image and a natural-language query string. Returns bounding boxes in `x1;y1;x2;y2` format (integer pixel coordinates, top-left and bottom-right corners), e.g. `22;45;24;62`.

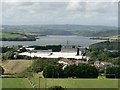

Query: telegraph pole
39;76;40;90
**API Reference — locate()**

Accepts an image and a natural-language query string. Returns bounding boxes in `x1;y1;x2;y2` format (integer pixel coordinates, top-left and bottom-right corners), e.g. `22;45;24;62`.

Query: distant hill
2;25;118;37
0;32;36;41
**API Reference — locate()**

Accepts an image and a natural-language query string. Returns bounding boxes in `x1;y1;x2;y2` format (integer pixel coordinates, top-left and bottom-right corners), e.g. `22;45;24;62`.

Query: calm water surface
1;35;106;47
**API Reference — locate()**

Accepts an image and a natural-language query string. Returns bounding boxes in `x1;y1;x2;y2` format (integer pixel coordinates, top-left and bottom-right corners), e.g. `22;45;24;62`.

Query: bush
43;65;64;78
64;64;99;78
0;66;4;75
106;66;120;78
48;86;64;90
43;64;98;78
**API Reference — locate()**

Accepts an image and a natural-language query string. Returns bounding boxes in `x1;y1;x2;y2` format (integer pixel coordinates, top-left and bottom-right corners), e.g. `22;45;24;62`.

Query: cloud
66;0;81;10
1;1;118;26
3;1;34;6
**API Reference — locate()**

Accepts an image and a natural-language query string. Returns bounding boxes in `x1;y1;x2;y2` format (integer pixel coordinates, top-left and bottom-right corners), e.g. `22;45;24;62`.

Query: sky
1;0;119;26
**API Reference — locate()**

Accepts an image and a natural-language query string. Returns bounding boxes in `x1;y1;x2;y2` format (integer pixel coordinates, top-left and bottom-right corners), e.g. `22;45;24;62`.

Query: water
1;35;106;47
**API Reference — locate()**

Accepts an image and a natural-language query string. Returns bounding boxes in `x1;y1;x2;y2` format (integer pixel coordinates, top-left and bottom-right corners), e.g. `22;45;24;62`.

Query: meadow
2;78;33;88
0;33;23;38
2;77;119;89
31;78;119;88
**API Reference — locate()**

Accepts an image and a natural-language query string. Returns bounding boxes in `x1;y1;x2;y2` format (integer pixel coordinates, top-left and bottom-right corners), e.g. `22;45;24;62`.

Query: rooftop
19;51;88;60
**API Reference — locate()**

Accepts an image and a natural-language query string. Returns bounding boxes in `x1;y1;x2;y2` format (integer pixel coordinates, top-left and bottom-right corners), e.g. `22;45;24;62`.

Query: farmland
2;78;33;88
2;77;119;89
30;77;119;88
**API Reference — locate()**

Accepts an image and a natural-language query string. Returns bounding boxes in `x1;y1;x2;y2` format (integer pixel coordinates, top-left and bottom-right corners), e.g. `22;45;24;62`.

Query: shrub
48;86;64;90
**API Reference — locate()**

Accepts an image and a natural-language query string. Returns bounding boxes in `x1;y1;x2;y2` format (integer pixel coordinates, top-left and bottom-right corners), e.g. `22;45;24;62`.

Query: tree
64;64;77;78
32;58;59;73
115;66;120;78
43;65;63;78
111;57;120;65
64;64;98;78
0;66;4;75
48;86;64;90
106;66;120;78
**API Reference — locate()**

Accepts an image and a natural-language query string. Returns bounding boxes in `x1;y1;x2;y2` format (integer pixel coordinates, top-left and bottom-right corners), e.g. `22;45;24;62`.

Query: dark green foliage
64;64;99;78
108;51;120;58
106;66;120;78
43;65;64;78
64;64;77;78
89;41;119;50
111;57;120;65
1;47;15;53
32;58;59;73
87;41;120;64
43;64;98;78
1;46;19;60
0;66;4;75
48;86;64;90
115;66;120;78
2;51;15;60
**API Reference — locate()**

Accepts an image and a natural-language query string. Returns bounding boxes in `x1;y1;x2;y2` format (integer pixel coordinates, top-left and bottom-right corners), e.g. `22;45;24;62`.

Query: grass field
31;78;119;88
0;33;24;38
0;78;2;90
30;73;119;88
2;78;33;88
1;77;119;89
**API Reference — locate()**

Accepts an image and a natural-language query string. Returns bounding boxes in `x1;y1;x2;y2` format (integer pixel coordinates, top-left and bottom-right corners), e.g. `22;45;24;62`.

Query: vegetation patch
0;33;36;41
2;78;33;88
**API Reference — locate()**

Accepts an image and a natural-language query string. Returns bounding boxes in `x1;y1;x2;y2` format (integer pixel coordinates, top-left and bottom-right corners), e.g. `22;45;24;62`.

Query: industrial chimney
76;48;79;56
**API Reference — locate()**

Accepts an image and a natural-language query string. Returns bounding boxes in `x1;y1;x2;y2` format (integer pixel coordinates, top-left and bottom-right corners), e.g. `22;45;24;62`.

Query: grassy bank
1;33;25;38
0;33;36;41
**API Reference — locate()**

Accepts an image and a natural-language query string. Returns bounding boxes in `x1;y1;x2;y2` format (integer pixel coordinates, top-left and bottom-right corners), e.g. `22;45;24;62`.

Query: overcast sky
1;0;118;26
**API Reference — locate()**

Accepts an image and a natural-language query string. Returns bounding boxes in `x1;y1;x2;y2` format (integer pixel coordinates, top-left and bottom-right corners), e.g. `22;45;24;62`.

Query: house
58;58;88;69
94;61;114;68
58;58;87;66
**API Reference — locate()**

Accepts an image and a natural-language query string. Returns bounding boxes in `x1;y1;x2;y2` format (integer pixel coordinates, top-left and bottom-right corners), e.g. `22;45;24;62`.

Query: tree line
87;40;120;65
43;64;99;78
106;66;120;78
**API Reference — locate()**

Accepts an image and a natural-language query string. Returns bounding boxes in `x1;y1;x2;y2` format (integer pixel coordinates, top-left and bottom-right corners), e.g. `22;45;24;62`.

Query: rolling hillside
2;25;118;37
2;60;33;74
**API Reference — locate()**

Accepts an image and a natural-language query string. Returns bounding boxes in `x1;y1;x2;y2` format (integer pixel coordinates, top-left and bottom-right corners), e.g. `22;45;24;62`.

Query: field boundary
27;78;35;88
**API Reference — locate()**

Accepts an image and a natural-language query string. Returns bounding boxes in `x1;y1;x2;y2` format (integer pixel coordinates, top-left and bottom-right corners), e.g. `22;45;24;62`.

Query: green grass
0;33;27;39
30;73;119;88
2;78;33;88
30;78;118;88
1;77;119;89
0;78;2;90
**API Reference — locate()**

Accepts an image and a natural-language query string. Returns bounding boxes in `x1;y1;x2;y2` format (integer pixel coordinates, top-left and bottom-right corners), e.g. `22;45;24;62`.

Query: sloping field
2;60;32;74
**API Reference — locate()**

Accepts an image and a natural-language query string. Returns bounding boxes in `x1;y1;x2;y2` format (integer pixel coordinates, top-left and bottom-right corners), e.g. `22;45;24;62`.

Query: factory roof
19;51;88;60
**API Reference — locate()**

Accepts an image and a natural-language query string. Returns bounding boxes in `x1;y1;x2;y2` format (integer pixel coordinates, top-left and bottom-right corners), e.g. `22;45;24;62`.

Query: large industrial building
19;45;89;60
